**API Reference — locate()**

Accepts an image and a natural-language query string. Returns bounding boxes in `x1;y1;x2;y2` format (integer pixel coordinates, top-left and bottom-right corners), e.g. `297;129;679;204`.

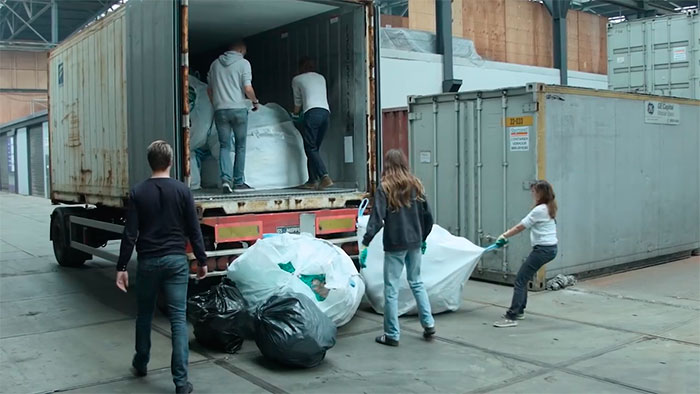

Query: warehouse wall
380;49;608;108
405;0;607;74
0;51;49;125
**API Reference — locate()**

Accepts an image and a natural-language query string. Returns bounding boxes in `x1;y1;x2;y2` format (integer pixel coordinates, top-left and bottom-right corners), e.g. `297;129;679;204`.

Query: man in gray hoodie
208;41;260;193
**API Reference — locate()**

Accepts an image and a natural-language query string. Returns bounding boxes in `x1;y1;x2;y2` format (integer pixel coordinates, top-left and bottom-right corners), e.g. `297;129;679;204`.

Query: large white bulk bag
243;104;308;189
357;216;483;316
227;234;365;327
188;75;220;190
196;103;308;190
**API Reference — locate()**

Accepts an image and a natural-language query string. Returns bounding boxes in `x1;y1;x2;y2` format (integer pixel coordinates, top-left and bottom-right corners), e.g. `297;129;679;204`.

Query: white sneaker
493;318;518;328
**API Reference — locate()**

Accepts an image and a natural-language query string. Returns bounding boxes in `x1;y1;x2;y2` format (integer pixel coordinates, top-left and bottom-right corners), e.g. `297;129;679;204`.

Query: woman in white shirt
493;180;558;328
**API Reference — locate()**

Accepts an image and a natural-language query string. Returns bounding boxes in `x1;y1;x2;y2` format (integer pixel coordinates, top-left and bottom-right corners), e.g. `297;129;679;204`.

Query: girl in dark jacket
361;149;435;346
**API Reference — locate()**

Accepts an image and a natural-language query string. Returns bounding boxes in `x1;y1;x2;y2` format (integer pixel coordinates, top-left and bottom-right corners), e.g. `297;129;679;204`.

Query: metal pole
500;93;508;276
432;100;439;220
436;0;462;92
51;0;58;43
544;0;570;85
374;3;383;179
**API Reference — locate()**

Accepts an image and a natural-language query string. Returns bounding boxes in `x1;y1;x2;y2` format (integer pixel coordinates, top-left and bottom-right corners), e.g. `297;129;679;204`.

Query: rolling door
28;125;45;197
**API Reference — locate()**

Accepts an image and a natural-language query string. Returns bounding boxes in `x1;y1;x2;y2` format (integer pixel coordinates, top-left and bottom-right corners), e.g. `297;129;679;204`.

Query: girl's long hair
532;180;557;219
381;149;425;211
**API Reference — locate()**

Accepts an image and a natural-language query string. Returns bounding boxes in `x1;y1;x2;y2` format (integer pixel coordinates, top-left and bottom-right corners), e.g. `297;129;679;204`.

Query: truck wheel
51;208;91;267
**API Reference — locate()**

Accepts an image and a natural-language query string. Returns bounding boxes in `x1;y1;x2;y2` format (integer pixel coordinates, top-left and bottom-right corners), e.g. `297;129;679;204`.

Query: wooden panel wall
576;11;608;73
0;94;47;125
408;0;436;32
399;0;608;75
462;0;507;62
0;50;48;124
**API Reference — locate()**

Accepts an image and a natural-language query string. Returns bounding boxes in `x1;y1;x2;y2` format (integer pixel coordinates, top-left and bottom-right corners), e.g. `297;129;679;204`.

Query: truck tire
51;207;92;267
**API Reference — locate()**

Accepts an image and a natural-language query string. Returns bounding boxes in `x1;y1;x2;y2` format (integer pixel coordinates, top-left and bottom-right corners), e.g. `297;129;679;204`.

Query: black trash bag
254;293;337;368
186;278;253;354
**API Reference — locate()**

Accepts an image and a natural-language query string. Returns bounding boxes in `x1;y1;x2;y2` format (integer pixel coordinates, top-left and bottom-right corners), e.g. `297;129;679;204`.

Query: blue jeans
383;248;435;341
134;255;190;388
301;108;329;182
506;245;558;319
215;109;248;186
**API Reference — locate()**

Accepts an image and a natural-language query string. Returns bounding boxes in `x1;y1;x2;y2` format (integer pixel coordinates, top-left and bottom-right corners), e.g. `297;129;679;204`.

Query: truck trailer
48;0;379;276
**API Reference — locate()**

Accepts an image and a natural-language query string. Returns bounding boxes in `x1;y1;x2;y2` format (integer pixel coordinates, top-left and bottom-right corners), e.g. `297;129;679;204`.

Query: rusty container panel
381;107;409;159
49;8;128;206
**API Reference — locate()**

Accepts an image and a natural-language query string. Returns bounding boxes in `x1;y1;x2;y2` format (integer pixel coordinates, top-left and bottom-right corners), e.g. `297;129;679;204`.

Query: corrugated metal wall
49;0;179;206
126;0;179;186
49;8;128;204
381;108;409;159
245;3;368;190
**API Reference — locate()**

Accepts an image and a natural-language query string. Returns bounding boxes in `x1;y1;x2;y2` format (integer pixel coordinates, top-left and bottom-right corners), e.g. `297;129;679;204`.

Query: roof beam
6;1;50;40
0;0;49;42
596;0;677;14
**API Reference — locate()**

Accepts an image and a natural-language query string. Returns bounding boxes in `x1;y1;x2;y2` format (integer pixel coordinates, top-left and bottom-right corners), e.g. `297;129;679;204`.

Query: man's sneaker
234;183;253;191
317;175;334;190
493;318;518;328
514;313;525;320
222;183;233;194
130;363;147;378
375;334;399;347
130;365;147;378
175;382;193;394
423;326;437;339
298;181;317;190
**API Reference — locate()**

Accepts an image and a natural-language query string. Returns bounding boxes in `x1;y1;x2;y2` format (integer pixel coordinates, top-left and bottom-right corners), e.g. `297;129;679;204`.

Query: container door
28;125;44;197
650;15;696;98
126;0;179;185
408;98;461;235
471;91;539;285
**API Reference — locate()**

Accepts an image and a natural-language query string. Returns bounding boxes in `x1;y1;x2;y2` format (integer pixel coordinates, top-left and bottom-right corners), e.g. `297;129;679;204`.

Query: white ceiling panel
189;0;337;54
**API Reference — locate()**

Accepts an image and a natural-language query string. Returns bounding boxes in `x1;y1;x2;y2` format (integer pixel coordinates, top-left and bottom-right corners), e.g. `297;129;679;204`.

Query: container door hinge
181;54;189;67
408;112;422;120
181;0;189;6
182;114;190;127
523;102;539;113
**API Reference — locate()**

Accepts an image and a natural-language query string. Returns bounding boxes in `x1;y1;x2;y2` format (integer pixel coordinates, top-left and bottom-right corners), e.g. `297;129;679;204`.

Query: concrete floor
1;192;698;394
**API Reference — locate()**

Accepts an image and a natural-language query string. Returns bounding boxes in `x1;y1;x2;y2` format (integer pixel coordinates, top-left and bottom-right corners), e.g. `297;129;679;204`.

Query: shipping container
47;0;379;274
608;11;700;99
407;84;700;287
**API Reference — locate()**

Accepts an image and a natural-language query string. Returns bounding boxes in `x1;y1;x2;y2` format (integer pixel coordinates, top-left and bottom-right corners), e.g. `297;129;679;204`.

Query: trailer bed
193;187;364;215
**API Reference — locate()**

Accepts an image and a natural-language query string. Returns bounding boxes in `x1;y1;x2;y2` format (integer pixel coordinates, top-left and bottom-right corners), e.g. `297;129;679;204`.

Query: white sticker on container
616;56;625;64
509;126;530;152
281;32;289;39
330;16;339;24
344;136;354;163
420;151;432;163
672;47;687;62
644;101;680;125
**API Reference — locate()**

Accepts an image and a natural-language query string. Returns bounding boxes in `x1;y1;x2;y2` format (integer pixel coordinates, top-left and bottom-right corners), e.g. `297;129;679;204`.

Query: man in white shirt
208;41;260;193
292;57;333;190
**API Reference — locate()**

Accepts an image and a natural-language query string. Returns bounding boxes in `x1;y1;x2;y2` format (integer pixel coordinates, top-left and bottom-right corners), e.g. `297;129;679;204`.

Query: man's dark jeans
133;255;189;388
301;108;330;182
506;245;558;319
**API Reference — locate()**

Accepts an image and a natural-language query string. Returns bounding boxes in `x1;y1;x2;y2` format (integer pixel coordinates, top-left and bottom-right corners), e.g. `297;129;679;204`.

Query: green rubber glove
421;241;427;255
359;247;368;269
495;234;509;248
